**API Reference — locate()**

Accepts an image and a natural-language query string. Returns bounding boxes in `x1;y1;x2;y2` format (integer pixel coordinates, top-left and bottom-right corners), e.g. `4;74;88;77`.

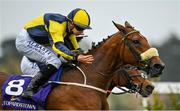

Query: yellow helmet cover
68;8;91;29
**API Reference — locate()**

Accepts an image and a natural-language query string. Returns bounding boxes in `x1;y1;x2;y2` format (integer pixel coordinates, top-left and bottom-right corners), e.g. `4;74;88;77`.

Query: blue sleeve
54;42;75;59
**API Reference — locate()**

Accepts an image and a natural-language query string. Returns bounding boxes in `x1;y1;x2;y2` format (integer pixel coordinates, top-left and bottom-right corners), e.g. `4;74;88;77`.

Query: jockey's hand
77;54;94;64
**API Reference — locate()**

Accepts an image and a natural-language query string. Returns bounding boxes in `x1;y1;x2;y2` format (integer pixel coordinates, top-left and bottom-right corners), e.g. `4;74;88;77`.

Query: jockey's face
69;21;84;36
72;24;84;36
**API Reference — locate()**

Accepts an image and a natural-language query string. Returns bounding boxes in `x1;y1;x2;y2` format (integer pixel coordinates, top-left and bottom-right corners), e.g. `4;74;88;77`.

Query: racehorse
106;64;154;98
0;21;164;110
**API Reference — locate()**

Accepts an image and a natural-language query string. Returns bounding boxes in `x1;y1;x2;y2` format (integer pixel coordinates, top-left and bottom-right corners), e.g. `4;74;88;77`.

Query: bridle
123;30;142;62
110;66;147;95
119;30;150;70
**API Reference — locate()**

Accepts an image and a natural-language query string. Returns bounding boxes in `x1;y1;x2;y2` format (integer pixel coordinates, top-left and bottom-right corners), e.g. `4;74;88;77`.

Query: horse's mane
86;33;117;54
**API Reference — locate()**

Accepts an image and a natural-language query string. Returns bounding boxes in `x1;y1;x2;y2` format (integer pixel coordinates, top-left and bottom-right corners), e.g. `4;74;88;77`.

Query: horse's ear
125;21;133;28
112;21;127;34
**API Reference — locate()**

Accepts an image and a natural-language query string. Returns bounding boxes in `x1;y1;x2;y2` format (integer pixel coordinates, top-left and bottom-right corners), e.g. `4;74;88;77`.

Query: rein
48;81;107;94
107;86;137;95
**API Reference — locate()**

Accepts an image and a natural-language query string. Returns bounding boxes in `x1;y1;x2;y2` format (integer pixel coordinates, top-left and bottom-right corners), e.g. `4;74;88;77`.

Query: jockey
15;8;94;99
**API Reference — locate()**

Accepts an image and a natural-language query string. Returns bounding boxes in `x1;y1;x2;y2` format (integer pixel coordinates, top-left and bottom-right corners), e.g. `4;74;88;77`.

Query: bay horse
106;64;154;98
0;21;164;110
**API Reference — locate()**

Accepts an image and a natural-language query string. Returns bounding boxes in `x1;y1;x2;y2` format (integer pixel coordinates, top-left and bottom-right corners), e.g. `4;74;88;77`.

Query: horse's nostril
153;64;165;71
146;85;154;92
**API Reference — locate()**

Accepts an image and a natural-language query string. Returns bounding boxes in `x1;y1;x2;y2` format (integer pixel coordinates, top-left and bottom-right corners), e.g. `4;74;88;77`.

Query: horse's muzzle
149;56;165;77
139;84;154;97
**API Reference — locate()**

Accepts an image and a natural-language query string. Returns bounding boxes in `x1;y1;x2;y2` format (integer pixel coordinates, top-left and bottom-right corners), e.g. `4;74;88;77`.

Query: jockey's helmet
67;8;91;30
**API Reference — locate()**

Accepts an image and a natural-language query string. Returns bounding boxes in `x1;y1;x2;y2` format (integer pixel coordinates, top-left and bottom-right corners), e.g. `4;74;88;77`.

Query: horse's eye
133;40;140;45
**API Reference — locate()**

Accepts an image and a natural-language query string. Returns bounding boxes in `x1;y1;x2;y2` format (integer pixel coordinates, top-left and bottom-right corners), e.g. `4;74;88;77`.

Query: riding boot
21;64;57;99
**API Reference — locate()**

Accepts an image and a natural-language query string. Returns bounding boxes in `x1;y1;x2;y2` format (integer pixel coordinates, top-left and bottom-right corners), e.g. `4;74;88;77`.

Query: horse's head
112;21;165;77
112;64;154;97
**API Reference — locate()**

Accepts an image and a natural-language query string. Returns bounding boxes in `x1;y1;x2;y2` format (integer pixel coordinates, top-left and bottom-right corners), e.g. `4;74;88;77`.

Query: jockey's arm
52;42;77;60
48;20;93;64
48;20;78;61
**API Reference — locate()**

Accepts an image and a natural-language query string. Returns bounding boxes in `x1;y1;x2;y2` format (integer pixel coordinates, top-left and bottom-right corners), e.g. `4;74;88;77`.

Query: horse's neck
106;79;115;91
92;34;122;73
111;72;127;88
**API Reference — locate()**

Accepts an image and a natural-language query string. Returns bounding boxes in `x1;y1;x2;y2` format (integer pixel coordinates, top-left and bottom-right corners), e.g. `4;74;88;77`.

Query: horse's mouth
140;88;154;97
148;57;165;77
138;62;164;78
149;68;162;77
139;84;154;97
148;64;164;77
